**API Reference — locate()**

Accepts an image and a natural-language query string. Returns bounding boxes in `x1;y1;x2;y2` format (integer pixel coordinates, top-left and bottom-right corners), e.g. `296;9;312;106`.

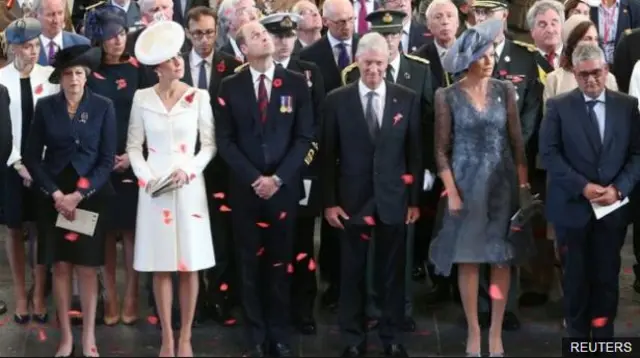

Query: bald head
322;0;354;40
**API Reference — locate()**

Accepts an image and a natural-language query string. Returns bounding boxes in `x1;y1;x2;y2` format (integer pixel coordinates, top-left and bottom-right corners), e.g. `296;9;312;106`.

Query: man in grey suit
34;0;89;65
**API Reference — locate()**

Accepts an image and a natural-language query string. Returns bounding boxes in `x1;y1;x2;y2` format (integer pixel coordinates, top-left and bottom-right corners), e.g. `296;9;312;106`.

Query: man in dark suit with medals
181;5;242;326
341;9;433;332
472;0;543;331
215;20;314;357
257;11;325;336
299;0;359;311
323;31;421;358
382;0;431;53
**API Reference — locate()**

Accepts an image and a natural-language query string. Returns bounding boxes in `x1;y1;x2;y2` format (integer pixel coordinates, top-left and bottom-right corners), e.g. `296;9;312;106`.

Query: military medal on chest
280;95;293;113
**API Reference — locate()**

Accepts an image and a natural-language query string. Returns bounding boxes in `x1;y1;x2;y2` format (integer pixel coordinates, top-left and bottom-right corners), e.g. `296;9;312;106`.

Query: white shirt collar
40;32;63;49
328;32;352;48
583;91;606;103
389;54;401;76
358;79;386;100
539;45;563;59
111;0;131;12
190;49;214;67
402;20;411;34
275;57;291;68
250;64;276;84
494;39;506;60
434;40;449;58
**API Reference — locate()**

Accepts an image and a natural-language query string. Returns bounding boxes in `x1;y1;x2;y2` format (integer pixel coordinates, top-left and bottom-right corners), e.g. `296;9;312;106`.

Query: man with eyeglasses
291;0;323;55
181;5;242;328
540;42;640;340
218;0;259;62
471;0;543;333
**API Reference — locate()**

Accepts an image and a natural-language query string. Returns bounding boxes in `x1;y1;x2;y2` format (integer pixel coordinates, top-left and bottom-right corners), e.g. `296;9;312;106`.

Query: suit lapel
493;41;512;78
602;90;617;151
182;53;193;85
426;43;445;87
267;66;286;123
396;55;411;87
378;84;396;145
347;83;372;143
571;89;602;155
238;70;261;126
617;0;631;43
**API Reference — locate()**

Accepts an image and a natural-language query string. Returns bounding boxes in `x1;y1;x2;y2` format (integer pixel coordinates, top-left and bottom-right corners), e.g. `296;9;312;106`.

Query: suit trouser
366;224;414;318
291;216;318;320
478;265;519;313
319;220;341;289
232;199;295;346
555;221;626;338
339;221;405;347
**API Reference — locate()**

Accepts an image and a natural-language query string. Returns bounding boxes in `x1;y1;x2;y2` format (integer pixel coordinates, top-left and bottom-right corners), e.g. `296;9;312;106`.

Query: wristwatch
13;161;24;172
273;175;283;187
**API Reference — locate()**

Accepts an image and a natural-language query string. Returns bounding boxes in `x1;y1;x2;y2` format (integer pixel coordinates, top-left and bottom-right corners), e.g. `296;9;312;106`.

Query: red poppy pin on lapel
218;97;226;106
273;78;282;88
128;57;140;68
115;78;127;90
182;91;196;107
393;113;403;126
93;72;106;80
34;84;43;95
216;61;226;73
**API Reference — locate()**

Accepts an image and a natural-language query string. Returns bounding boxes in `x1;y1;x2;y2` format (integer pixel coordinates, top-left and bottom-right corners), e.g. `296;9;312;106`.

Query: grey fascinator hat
442;18;503;74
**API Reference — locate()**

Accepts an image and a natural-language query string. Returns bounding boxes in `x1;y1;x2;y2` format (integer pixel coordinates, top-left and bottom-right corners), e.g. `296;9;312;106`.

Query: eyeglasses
190;29;216;39
577;69;603;80
329;17;355;27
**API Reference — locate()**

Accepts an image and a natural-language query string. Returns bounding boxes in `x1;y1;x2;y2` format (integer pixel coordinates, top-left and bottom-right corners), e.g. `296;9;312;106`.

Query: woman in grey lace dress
428;19;534;357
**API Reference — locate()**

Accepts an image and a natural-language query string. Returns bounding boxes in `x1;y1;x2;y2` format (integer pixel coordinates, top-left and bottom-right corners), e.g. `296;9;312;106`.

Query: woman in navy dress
84;4;149;327
24;44;116;357
0;18;59;325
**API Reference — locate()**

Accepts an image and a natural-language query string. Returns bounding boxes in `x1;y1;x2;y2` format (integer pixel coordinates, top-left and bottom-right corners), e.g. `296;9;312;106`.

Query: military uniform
342;9;435;333
258;12;326;335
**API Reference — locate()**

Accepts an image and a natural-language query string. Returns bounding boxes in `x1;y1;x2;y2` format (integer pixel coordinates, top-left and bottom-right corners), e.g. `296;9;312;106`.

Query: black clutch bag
510;193;544;232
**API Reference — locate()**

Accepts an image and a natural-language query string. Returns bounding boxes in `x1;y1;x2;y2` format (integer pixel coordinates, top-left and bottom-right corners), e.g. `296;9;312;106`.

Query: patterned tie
48;41;57;65
336;42;350;70
365;91;380;139
546;52;556;68
197;60;208;89
257;74;268;123
357;0;368;33
586;100;603;144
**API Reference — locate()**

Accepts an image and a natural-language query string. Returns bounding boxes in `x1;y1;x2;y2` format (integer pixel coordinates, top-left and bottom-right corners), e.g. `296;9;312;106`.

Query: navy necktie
336;43;350;70
198;60;208;89
586;100;603;145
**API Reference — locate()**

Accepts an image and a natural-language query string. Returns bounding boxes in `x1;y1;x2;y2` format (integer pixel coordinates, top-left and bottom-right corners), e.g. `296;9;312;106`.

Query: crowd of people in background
1;0;640;357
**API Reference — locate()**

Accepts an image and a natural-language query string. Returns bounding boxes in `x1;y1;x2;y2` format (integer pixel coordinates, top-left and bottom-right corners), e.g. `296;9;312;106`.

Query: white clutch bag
55;209;99;236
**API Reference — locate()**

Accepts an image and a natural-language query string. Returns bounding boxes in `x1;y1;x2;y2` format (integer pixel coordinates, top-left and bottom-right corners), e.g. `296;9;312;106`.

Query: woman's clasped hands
53;190;83;221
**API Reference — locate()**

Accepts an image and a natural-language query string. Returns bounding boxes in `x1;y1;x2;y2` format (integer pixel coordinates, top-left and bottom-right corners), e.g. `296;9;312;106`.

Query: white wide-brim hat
135;20;185;66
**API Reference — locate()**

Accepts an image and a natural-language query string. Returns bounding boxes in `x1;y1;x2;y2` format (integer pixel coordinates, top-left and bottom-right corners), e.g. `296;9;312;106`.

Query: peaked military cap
5;18;42;45
366;10;407;34
260;12;301;36
472;0;508;9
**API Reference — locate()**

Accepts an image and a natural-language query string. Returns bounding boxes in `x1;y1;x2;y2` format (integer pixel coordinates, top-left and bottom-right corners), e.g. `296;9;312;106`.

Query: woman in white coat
0;18;58;325
127;19;216;357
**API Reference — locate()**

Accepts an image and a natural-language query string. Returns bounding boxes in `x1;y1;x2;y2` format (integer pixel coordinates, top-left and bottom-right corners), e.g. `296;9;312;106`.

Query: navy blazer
24;89;117;199
321;82;422;225
215;65;315;202
37;32;90;66
590;0;640;50
539;88;640;228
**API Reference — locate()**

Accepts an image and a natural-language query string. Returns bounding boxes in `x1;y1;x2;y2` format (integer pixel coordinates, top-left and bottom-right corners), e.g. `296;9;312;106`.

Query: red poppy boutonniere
423;32;433;37
182;91;196;107
216;60;226;73
498;70;508;77
34;84;43;95
218;97;226;107
273;78;282;88
128;57;140;68
393;113;403;126
115;78;127;90
93;72;106;80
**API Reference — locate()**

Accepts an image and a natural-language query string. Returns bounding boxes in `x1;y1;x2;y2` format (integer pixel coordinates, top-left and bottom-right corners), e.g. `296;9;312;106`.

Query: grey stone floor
0;225;639;357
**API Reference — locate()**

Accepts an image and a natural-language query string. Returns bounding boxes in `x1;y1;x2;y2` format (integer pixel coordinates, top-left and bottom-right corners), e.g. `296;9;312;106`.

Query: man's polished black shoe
270;342;293;357
295;316;317;335
384;344;409;357
340;345;366;357
242;344;266;357
0;300;7;315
